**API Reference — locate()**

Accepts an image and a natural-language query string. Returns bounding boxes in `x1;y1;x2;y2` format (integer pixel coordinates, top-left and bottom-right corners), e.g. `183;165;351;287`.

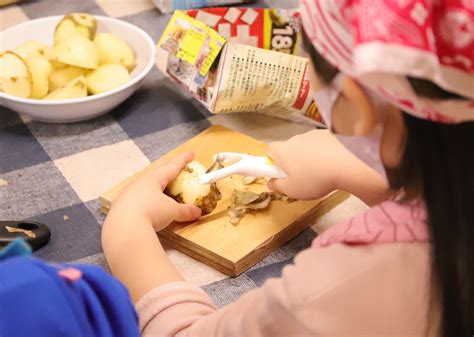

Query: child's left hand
108;152;202;232
103;153;202;302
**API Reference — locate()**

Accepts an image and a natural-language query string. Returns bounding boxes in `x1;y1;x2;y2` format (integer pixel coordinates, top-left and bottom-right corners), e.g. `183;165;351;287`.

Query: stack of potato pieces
0;13;136;100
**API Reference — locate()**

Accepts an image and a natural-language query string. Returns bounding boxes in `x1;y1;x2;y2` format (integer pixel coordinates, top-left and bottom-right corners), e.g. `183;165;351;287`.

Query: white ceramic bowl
0;15;156;123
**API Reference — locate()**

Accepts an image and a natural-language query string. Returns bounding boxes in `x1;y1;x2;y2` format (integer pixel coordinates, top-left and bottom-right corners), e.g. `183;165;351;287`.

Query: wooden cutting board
100;125;348;276
0;0;19;7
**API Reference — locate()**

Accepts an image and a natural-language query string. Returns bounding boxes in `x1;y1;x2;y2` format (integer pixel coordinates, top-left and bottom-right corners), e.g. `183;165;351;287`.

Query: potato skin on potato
166;161;221;215
0;51;32;98
189;183;221;215
54;13;97;45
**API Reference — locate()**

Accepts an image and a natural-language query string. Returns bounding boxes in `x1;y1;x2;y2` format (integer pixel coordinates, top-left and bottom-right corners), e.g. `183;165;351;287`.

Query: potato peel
5;226;36;239
228;190;293;225
242;176;257;185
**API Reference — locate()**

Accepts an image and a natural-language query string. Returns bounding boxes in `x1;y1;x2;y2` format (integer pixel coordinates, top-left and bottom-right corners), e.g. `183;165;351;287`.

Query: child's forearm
326;131;391;205
102;211;183;303
336;156;391;206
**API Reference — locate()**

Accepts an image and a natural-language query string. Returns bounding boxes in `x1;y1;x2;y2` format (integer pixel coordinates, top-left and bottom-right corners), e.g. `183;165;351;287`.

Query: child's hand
267;130;341;200
109;152;202;232
268;130;390;205
103;153;202;302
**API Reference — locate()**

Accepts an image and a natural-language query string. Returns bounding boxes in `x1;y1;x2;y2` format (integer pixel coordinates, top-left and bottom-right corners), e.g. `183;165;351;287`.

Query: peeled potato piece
44;75;87;100
14;40;50;60
49;65;87;91
85;64;129;94
166;161;221;215
0;51;32;98
25;56;53;99
51;36;98;69
54;13;97;45
94;33;136;71
43;49;66;69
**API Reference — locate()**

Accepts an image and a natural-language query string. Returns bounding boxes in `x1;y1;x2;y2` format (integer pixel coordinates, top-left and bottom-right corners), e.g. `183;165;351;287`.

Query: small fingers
151;157;171;169
151;196;201;232
154;152;194;190
267;178;286;194
173;203;202;223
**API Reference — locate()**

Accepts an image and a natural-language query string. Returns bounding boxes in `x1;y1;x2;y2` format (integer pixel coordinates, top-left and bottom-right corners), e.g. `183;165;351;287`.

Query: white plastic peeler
199;152;287;185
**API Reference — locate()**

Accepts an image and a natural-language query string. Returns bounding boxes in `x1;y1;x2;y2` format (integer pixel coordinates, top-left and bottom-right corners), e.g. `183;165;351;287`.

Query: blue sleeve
0;256;139;337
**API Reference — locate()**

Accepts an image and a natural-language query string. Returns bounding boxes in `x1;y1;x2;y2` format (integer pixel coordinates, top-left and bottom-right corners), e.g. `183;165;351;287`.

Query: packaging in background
185;7;300;54
153;0;256;13
156;8;323;126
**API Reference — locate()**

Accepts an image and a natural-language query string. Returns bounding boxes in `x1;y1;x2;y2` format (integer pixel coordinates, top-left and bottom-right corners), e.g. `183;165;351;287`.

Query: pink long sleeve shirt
136;200;441;337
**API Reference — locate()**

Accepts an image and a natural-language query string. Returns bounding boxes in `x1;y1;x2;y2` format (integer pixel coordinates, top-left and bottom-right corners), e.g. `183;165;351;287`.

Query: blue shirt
0;240;139;337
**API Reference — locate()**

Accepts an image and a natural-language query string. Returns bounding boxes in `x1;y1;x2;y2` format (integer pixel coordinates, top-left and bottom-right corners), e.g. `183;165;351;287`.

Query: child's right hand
267;129;390;205
267;130;343;200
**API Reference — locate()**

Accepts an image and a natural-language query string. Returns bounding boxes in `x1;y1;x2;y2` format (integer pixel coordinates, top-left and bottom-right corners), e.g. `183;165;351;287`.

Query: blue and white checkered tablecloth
0;0;366;307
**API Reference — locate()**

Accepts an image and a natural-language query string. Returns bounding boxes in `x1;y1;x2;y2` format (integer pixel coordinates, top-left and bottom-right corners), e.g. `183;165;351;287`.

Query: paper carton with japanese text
156;8;323;126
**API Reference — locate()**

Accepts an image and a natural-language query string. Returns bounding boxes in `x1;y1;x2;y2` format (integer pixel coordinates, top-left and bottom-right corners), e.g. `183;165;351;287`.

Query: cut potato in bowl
54;13;97;45
14;40;50;60
43;48;67;69
51;60;68;69
51;36;98;69
0;12;153;122
25;56;53;99
49;65;87;91
44;75;87;100
85;64;129;94
94;33;136;72
1;13;142;102
0;51;32;98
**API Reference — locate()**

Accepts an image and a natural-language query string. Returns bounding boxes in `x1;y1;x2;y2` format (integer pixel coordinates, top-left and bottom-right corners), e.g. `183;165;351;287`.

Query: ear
339;76;377;136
